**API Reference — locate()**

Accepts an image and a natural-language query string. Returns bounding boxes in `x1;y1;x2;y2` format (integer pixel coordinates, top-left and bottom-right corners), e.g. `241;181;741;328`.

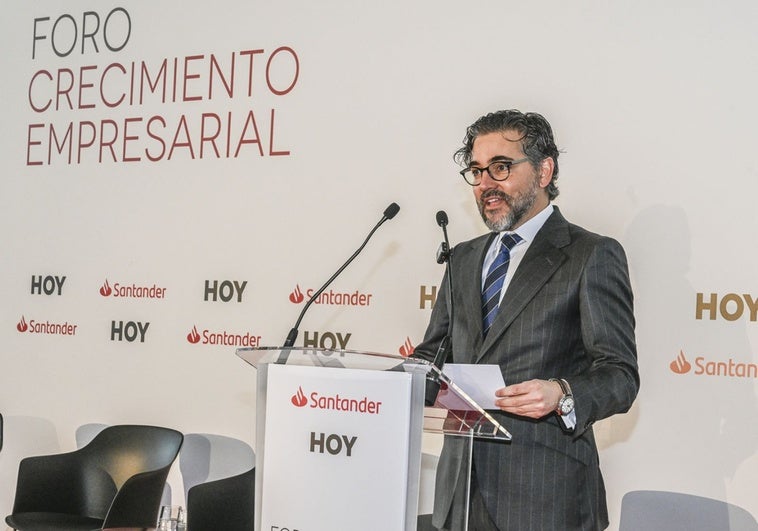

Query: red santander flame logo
289;285;305;304
17;316;28;332
670;350;692;374
399;337;415;357
291;386;307;407
187;326;201;344
99;279;112;297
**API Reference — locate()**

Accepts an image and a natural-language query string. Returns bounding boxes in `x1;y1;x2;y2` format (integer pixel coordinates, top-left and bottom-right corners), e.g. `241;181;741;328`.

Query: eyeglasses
459;157;530;186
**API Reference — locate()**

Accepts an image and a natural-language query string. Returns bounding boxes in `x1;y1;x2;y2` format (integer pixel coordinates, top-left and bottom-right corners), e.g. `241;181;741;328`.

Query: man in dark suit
415;110;639;531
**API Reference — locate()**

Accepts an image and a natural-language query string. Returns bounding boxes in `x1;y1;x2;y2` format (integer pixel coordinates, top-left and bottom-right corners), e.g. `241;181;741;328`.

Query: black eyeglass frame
459;157;530;186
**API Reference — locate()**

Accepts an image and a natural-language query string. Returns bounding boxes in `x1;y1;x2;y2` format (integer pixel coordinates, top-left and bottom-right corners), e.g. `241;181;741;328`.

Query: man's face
470;131;551;232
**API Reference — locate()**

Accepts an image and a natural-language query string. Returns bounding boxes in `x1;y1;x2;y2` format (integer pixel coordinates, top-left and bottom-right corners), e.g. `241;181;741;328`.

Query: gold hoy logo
670;350;692;374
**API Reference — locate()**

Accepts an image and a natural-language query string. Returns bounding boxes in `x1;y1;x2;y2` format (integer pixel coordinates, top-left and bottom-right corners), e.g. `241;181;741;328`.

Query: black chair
417;513;435;531
5;424;184;531
186;466;255;531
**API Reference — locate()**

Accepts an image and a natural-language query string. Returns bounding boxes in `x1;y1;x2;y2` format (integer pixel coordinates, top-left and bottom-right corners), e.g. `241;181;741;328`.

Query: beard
477;176;539;232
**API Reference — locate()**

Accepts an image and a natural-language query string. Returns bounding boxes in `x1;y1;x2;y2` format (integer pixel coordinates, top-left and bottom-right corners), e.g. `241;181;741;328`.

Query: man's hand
494;379;563;419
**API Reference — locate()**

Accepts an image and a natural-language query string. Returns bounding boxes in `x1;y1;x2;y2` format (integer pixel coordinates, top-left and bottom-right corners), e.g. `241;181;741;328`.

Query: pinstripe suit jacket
416;207;639;531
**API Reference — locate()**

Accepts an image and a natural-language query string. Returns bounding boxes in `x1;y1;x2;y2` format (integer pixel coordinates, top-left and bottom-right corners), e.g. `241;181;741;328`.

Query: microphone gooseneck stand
424;210;454;406
277;203;401;364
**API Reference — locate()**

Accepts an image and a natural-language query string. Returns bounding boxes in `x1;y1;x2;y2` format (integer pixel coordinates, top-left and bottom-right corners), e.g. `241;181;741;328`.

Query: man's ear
539;158;555;188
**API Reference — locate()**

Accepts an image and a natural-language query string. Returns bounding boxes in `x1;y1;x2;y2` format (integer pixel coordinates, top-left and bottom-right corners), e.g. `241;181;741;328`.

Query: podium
237;346;511;531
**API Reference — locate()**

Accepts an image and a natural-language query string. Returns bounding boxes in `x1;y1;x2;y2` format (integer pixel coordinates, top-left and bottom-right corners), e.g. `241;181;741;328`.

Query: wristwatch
550;378;575;416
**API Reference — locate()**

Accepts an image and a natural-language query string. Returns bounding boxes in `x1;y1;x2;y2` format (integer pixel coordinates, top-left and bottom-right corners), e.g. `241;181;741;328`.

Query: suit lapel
456;232;496;363
477;208;571;360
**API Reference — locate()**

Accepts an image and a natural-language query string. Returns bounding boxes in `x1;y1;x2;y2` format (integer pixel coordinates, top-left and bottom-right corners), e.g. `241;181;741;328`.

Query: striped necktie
482;233;522;337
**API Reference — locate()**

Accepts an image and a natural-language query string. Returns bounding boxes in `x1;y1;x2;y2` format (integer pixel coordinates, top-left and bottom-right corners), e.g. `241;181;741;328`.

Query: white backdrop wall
1;1;757;529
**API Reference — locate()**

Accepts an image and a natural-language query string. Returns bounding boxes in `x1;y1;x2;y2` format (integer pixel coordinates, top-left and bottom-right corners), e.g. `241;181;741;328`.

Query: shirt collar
498;203;554;243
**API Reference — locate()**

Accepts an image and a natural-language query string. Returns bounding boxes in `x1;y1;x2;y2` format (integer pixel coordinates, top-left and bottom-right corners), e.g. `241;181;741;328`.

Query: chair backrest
179;433;255;501
619;490;758;531
186;467;255;531
82;425;183;489
77;424;183;521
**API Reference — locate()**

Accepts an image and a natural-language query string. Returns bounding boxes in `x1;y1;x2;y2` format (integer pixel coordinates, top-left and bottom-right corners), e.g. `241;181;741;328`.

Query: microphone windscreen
436;210;449;227
384;202;400;220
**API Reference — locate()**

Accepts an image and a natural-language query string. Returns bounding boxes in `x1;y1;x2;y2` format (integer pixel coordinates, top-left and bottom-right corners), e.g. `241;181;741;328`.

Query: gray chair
619;490;758;531
179;433;255;502
6;424;183;531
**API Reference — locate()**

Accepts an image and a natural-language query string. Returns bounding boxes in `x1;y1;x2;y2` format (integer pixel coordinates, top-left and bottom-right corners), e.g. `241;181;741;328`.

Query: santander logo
670;349;757;379
290;386;383;414
100;279;113;296
99;278;166;299
187;326;201;344
670;350;692;374
185;325;261;347
291;386;308;407
399;337;415;357
289;285;305;304
16;315;78;336
287;284;373;306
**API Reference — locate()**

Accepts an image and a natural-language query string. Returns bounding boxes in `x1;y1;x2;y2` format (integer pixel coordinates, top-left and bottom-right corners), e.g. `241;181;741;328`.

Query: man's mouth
481;190;510;210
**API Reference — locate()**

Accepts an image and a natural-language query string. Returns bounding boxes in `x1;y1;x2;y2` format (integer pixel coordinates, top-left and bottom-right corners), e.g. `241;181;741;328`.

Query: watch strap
550;378;574;415
550;377;569;396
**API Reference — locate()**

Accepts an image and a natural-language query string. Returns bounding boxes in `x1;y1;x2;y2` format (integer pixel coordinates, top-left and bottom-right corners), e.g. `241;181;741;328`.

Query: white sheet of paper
441;364;505;409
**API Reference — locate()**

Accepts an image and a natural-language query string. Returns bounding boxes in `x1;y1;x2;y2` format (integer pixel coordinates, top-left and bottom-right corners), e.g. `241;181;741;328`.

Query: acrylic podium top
236;346;511;441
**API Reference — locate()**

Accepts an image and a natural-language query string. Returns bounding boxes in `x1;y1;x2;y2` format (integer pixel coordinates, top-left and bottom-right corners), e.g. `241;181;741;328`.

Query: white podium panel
259;363;414;531
238;346;511;531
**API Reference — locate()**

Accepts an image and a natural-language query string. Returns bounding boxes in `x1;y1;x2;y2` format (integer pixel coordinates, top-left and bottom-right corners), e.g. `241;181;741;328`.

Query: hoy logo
419;285;438;309
309;432;357;457
31;275;66;295
696;293;758;321
303;331;351;349
204;280;247;302
111;320;149;342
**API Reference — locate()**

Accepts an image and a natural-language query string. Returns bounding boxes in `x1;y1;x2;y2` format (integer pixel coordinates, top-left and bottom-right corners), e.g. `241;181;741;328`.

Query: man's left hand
494;379;563;419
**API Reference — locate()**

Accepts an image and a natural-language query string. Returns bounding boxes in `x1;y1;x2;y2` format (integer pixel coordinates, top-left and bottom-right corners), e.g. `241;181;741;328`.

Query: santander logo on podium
289;385;383;415
292;386;308;407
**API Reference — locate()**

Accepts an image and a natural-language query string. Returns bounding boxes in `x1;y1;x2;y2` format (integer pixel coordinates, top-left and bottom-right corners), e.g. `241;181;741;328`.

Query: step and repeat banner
1;1;756;529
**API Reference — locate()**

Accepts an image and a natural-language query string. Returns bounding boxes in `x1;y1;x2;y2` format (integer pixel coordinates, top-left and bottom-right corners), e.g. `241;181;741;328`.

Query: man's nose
477;168;498;188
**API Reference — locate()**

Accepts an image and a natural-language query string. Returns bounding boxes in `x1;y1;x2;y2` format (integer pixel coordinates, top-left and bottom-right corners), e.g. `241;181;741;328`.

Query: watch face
560;396;575;415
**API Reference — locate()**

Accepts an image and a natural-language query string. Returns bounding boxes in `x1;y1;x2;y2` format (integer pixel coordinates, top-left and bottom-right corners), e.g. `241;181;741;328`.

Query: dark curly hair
454;109;560;200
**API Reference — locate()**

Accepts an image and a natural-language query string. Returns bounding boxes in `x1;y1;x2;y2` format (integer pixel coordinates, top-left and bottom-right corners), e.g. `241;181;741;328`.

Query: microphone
425;210;454;406
384;202;400;220
435;211;450;264
435;210;448;226
281;202;400;350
